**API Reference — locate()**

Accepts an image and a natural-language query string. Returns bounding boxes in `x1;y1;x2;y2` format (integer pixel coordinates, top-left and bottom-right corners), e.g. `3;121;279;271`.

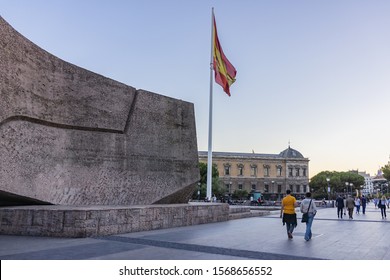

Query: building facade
199;146;310;200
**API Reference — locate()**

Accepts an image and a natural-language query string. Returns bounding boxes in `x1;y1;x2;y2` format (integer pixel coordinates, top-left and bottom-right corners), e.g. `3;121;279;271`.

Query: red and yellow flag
212;13;237;96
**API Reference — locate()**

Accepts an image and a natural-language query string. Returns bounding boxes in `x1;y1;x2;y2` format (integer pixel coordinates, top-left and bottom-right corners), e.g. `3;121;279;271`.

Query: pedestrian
378;195;387;219
300;192;317;241
336;195;344;218
374;198;378;208
280;189;298;239
345;195;355;219
343;195;347;216
361;195;367;214
355;197;361;214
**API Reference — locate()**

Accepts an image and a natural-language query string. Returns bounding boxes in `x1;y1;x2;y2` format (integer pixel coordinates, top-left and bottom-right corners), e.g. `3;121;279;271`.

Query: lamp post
197;182;201;201
350;183;353;196
326;178;330;207
345;182;349;195
272;181;275;201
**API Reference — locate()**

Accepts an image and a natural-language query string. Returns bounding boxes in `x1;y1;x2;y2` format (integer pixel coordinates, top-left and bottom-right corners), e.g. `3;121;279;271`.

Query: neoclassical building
198;146;310;200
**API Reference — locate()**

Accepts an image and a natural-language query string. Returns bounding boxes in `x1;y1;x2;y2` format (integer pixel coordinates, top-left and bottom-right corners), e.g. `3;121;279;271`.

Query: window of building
278;184;282;194
276;166;282;177
226;182;233;194
289;185;293;191
264;184;269;193
303;185;307;193
251;184;256;191
289;168;293;177
296;185;300;193
302;168;307;177
264;165;270;177
295;168;300;177
238;184;243;190
224;164;231;176
237;164;244;176
250;165;257;177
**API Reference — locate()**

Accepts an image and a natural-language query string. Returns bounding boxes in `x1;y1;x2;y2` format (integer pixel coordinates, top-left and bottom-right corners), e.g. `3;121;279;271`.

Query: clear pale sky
1;0;390;178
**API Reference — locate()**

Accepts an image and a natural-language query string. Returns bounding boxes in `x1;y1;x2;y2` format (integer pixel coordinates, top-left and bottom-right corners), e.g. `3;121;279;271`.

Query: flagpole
206;7;214;202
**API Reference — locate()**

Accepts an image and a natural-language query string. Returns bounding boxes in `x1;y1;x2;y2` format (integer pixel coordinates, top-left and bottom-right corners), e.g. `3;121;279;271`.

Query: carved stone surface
0;16;199;206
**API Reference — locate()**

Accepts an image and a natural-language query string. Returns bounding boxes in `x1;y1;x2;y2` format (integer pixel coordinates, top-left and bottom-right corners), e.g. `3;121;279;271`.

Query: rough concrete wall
0;16;199;205
0;204;229;237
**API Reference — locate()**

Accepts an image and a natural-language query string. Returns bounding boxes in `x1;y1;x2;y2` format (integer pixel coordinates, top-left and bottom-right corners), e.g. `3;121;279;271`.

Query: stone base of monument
0;203;229;238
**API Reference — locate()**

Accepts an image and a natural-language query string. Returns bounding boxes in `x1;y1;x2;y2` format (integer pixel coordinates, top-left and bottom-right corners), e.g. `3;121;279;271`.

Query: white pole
206;8;214;202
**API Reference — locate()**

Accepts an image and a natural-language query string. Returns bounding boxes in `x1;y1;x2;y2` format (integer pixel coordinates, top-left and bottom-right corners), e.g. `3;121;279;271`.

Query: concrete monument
0;16;199;206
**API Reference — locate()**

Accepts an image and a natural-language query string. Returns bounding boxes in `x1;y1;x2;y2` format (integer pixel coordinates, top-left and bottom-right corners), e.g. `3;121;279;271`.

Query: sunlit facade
198;146;310;200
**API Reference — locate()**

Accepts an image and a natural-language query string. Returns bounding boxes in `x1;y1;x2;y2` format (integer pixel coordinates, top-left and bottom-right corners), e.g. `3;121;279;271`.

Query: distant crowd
335;194;389;219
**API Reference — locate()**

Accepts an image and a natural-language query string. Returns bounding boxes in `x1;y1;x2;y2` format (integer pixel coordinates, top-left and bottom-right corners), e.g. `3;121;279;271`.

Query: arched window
263;164;270;177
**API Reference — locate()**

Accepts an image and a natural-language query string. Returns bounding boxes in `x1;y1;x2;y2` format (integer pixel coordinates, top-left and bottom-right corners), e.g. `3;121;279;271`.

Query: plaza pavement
0;203;389;260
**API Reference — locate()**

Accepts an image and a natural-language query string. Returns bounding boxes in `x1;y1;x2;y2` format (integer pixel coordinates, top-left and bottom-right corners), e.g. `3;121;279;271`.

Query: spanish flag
212;12;237;96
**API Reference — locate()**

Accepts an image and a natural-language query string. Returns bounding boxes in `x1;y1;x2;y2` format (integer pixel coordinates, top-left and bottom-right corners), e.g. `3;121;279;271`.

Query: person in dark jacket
361;195;367;214
336;195;345;218
378;195;387;219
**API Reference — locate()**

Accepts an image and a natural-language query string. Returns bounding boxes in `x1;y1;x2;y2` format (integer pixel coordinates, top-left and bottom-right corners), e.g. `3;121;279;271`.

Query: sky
1;0;390;178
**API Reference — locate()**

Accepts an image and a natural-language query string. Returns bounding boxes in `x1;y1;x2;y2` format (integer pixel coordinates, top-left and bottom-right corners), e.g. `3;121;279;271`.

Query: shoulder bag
301;199;312;223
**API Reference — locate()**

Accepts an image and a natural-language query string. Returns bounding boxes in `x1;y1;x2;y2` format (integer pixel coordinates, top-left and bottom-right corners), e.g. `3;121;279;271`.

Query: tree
192;162;223;200
310;171;365;199
382;164;390;182
232;189;249;200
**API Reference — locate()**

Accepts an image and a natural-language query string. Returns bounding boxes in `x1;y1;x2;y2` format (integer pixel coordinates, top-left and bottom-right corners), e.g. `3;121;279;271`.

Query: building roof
199;146;307;160
279;146;304;159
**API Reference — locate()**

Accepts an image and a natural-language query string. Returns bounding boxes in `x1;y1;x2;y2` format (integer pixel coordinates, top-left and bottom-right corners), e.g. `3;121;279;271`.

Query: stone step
228;206;271;220
229;212;253;220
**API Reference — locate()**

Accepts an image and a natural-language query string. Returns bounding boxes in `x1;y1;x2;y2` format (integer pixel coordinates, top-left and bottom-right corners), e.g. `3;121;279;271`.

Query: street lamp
326;178;330;207
350;183;353;196
345;182;349;195
272;181;275;200
228;181;232;204
197;182;201;201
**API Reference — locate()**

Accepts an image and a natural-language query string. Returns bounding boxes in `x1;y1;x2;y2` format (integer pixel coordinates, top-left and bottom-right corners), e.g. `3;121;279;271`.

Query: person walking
280;189;298;239
343;195;347;216
336;195;344;218
300;192;317;241
355;197;361;214
361;195;367;214
378;195;387;219
345;195;355;219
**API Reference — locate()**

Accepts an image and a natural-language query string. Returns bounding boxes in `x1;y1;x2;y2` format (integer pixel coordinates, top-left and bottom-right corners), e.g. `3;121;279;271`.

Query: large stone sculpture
0;16;199;206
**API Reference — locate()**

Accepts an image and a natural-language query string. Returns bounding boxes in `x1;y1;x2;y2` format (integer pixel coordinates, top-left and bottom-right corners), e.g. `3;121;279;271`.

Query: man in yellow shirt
280;189;298;239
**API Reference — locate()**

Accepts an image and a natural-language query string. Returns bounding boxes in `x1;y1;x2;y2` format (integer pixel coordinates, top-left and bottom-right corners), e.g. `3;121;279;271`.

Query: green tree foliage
382;164;390;182
232;190;249;200
193;162;223;200
310;171;365;199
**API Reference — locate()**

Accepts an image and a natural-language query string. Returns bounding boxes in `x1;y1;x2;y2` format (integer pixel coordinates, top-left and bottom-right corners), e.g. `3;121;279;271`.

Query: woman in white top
300;192;317;241
355;197;361;214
